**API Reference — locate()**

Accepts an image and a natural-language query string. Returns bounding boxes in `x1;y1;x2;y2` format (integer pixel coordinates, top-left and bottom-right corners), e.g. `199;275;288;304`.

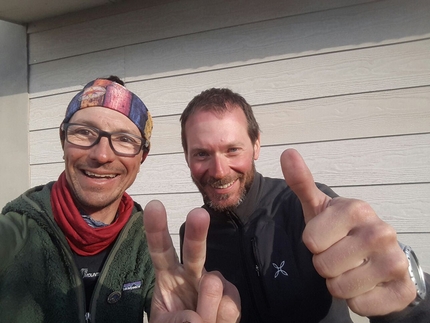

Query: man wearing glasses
0;77;240;323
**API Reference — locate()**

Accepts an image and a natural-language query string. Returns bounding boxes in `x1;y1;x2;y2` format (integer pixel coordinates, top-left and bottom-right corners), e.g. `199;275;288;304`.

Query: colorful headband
63;78;153;148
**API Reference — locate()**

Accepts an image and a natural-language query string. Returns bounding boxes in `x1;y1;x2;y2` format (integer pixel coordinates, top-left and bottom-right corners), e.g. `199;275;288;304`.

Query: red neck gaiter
51;172;134;256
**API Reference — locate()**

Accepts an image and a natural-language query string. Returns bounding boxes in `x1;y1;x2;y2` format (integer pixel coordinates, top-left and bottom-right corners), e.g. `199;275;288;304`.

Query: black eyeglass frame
61;122;149;157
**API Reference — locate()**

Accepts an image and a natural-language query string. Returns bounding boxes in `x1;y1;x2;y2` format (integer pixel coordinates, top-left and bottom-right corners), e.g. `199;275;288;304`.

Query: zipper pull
85;312;91;323
255;264;260;276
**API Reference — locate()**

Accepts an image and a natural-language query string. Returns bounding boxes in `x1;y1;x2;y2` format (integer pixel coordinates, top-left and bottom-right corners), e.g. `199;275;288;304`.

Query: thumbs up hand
280;149;416;317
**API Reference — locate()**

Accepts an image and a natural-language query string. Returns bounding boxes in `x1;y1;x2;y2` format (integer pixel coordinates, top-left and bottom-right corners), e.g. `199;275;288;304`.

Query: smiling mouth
84;170;117;179
210;179;236;189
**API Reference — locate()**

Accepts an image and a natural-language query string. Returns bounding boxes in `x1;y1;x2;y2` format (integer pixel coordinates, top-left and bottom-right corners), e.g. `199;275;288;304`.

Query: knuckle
312;254;332;278
365;222;397;251
200;273;223;296
302;229;319;254
325;276;349;299
377;247;409;280
347;199;374;223
218;298;241;322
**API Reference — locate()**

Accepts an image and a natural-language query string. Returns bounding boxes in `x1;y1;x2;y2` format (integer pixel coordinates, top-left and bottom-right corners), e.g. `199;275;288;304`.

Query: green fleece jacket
0;182;154;323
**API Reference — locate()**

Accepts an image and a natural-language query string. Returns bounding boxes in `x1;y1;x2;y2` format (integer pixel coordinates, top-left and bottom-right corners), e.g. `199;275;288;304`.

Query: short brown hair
180;88;260;152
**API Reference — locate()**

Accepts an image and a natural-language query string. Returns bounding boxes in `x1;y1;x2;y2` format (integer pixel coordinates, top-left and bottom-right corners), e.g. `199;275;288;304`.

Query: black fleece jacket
180;172;430;323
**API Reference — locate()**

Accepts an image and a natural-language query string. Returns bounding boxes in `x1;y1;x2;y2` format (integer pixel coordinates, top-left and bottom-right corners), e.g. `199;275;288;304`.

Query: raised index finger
143;200;178;271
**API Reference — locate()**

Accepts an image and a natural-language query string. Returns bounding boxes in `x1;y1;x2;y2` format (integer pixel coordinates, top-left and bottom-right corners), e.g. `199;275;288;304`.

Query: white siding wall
0;21;28;209
27;0;430;320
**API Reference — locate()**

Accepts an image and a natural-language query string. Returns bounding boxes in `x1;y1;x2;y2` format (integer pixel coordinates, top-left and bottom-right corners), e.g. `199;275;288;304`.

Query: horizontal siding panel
127;39;430;116
30;37;426;124
256;134;430;187
30;133;430;191
29;48;125;97
333;184;430;234
30;130;63;164
31;163;63;187
30;92;76;130
30;86;430;157
28;0;430;99
28;0;375;64
131;183;430;237
27;0;181;33
125;0;430;83
254;88;430;146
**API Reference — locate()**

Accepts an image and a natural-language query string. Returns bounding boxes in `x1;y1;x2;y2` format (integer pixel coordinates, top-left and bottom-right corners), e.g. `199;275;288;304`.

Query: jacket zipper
251;237;261;277
88;210;143;322
227;212;265;322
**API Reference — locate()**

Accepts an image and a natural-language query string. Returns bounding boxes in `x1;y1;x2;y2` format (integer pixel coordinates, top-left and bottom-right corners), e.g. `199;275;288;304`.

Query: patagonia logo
122;281;142;291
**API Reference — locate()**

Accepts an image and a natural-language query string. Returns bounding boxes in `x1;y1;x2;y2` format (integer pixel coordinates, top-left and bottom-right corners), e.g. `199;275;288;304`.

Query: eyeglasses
61;123;148;157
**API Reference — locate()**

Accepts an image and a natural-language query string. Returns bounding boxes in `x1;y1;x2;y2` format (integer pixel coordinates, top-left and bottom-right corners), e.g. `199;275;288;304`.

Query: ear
59;125;65;150
141;150;149;164
253;133;261;160
184;150;190;166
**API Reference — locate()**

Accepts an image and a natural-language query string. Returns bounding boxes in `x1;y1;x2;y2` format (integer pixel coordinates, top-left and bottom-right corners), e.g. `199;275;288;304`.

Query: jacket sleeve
319;298;353;323
0;211;30;275
369;272;430;323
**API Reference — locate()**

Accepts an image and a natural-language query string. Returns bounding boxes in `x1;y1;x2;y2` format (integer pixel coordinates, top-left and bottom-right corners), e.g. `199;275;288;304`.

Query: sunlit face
184;105;260;212
63;107;147;219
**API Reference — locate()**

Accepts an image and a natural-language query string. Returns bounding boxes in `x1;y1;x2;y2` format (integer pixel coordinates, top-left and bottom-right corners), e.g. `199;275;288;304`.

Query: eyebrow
71;120;141;136
189;141;245;153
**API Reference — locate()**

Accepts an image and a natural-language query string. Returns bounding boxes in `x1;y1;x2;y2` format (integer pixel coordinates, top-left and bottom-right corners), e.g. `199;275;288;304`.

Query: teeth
212;181;234;189
85;171;116;178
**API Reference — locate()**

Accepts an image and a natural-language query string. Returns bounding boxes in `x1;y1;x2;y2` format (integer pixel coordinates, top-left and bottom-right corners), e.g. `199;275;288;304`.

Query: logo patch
80;268;99;279
123;281;142;291
272;261;288;278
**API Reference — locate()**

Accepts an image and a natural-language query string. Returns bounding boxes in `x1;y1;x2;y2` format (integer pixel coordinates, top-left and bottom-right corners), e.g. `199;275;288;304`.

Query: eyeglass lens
64;123;144;156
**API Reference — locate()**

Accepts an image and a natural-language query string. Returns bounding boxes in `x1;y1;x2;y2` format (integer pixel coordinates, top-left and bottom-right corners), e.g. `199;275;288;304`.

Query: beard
192;162;256;212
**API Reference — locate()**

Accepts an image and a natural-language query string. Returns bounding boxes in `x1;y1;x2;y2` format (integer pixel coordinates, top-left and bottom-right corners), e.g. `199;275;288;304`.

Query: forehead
187;105;248;128
185;106;250;145
69;106;140;134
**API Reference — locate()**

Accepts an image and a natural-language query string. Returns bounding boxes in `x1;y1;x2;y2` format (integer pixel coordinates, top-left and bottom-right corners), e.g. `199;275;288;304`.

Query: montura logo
80;268;100;279
272;261;288;278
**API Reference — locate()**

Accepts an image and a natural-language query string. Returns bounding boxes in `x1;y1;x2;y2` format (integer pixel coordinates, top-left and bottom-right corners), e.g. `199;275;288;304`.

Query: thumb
280;149;331;224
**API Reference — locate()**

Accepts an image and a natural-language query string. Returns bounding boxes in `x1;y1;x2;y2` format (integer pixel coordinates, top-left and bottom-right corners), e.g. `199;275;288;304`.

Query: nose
209;154;229;179
88;136;116;163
